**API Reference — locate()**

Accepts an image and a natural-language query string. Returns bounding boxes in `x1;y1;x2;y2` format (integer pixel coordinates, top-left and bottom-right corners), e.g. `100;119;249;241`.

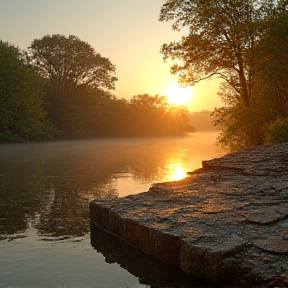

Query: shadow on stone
90;221;208;288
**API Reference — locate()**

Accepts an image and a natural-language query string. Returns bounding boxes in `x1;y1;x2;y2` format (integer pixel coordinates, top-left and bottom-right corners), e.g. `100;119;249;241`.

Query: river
0;132;226;288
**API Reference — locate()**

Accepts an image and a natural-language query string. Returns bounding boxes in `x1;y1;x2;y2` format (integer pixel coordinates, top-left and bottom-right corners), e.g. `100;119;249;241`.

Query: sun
163;83;194;106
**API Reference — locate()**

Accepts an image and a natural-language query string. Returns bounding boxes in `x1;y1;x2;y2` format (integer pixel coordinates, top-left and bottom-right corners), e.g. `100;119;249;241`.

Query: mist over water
0;132;225;288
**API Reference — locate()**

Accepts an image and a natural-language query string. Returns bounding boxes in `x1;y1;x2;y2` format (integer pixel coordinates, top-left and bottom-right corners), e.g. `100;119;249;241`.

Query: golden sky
0;0;223;112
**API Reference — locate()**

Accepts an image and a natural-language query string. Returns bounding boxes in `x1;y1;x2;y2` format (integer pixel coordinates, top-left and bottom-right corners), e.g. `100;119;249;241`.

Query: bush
265;118;288;144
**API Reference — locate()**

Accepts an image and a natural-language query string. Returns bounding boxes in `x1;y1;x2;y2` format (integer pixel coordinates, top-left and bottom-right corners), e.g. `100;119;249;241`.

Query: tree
29;34;117;97
253;9;288;118
214;4;288;150
0;41;51;142
160;0;288;150
159;0;277;107
29;34;117;137
129;94;192;136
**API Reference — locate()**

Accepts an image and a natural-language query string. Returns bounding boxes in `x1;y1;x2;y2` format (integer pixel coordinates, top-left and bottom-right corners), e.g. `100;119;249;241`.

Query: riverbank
90;143;288;287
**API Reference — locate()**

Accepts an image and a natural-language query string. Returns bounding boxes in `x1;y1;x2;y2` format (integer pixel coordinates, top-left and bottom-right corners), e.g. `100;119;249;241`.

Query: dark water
0;133;225;288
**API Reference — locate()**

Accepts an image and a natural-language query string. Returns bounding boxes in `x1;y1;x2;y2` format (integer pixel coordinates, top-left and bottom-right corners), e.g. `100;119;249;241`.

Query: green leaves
265;118;288;144
160;0;275;107
0;41;52;142
29;34;117;97
161;0;288;150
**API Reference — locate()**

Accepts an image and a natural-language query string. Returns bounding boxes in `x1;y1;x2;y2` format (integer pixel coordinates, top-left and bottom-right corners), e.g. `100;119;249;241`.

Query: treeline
0;35;194;143
46;89;195;138
160;0;288;151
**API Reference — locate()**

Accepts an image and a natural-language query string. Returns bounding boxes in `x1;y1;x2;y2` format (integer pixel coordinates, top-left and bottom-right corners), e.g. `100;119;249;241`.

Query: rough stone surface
90;143;288;287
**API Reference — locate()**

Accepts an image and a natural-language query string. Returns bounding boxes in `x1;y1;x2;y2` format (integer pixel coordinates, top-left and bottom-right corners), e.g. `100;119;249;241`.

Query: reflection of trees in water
0;172;119;237
0;142;121;236
0;159;48;235
35;182;118;237
36;187;91;237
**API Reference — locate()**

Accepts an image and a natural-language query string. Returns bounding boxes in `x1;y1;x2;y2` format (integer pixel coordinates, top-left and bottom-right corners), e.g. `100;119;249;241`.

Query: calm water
0;132;225;288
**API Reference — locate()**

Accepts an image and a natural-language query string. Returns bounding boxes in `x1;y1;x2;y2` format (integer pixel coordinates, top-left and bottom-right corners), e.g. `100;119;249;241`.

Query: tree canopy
0;34;195;143
159;0;286;107
45;90;194;139
213;3;288;150
0;41;51;142
29;34;118;96
160;0;288;150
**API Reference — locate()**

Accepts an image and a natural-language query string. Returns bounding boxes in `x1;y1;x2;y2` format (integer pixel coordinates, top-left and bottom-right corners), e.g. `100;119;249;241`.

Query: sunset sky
0;0;223;112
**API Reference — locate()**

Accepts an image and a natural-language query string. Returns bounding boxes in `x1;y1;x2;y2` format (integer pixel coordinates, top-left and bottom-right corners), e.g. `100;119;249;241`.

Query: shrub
265;117;288;144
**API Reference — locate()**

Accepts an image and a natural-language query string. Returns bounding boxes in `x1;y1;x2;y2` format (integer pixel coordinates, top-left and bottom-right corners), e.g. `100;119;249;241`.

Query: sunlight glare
164;83;194;106
167;164;187;181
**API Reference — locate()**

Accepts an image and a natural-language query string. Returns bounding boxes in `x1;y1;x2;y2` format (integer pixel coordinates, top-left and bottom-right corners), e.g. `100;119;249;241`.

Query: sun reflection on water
167;164;187;181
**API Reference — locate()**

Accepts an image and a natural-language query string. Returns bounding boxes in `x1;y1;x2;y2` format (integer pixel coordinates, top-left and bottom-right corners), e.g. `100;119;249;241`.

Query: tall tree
215;3;288;150
253;8;288;118
0;41;51;142
160;0;288;150
29;34;117;97
159;0;275;107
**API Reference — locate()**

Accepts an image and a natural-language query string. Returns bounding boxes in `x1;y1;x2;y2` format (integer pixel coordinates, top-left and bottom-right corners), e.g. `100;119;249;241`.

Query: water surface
0;132;225;288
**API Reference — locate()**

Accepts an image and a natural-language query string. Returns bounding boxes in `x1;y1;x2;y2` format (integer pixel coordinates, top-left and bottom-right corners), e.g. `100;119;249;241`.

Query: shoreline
90;143;288;287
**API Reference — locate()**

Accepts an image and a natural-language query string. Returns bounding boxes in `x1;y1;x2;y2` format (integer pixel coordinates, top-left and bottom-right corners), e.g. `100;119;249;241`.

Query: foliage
0;41;52;142
217;6;288;151
265;117;288;144
28;34;120;138
29;34;118;96
160;0;288;150
253;10;288;118
159;0;276;107
45;89;194;139
214;103;273;151
128;94;193;136
0;35;194;142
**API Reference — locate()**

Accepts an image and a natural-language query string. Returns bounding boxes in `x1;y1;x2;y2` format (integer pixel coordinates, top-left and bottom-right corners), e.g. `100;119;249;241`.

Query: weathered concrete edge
89;201;181;264
89;200;249;283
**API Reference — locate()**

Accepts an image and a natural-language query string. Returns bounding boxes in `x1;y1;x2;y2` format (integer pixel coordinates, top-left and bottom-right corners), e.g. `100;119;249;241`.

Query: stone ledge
90;143;288;287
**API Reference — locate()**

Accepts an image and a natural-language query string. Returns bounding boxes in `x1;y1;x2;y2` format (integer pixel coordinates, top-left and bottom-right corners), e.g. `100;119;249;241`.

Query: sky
0;0;223;112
